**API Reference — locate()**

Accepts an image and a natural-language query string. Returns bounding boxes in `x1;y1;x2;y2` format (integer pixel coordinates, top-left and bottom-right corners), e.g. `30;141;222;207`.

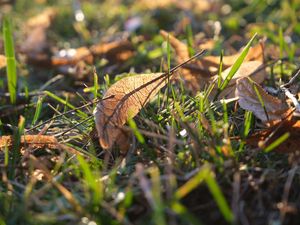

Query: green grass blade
149;167;166;225
175;166;210;199
186;24;195;57
128;118;145;144
217;50;224;88
3;17;17;104
264;132;290;152
32;97;44;125
205;171;234;223
217;33;257;97
9;116;25;179
77;155;103;205
44;91;88;118
243;111;253;138
251;78;269;121
93;69;98;101
171;202;203;225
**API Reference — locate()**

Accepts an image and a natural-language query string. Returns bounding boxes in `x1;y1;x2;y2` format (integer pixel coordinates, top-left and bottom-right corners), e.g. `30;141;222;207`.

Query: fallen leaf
90;39;134;62
0;135;78;155
138;0;213;12
94;73;168;149
51;47;94;66
246;114;300;153
21;8;56;55
0;55;6;69
236;77;289;122
160;30;264;91
0;135;57;150
213;60;267;99
26;8;56;28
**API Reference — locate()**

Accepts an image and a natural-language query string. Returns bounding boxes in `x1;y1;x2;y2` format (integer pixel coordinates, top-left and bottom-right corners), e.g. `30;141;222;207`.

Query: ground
0;0;300;225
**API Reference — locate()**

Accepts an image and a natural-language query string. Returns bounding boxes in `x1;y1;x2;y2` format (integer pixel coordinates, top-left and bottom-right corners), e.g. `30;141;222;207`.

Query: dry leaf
138;0;213;12
51;47;94;66
0;55;6;69
160;30;264;92
0;135;78;155
21;8;56;55
0;135;58;150
212;60;266;99
26;8;56;28
246;114;300;153
94;73;168;149
90;39;134;62
236;77;289;122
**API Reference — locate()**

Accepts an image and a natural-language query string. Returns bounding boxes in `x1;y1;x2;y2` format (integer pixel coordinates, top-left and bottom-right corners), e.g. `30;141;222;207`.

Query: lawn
0;0;300;225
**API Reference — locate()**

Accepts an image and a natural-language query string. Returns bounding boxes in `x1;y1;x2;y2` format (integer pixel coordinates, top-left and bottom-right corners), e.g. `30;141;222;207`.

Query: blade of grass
249;77;270;121
149;167;166;225
186;24;195;57
77;155;103;207
128;118;145;144
31;97;44;125
264;132;290;152
3;17;17;104
217;50;224;88
9;116;25;179
171;202;203;225
216;33;257;99
205;171;234;223
44;91;88;118
175;166;210;199
279;27;284;77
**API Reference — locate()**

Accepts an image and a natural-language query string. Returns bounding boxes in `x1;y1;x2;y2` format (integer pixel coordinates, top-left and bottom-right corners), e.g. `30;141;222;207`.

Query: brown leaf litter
160;30;265;93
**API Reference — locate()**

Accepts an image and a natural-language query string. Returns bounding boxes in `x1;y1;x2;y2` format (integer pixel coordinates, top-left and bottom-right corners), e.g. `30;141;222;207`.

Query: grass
1;1;300;225
3;17;17;104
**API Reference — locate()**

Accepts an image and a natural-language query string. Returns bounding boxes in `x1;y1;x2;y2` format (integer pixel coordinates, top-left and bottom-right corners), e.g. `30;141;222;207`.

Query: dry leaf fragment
90;39;134;62
0;135;78;155
236;77;289;122
21;8;56;55
26;8;56;28
94;73;168;149
0;135;58;150
246;115;300;153
51;47;93;66
0;55;6;69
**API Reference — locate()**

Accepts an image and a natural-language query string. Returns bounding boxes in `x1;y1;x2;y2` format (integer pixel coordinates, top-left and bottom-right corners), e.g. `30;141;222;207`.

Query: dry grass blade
94;73;167;149
236;77;289;122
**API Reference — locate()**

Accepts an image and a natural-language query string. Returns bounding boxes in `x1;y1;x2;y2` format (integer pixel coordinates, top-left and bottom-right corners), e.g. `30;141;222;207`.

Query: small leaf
236;77;289;122
94;73;168;149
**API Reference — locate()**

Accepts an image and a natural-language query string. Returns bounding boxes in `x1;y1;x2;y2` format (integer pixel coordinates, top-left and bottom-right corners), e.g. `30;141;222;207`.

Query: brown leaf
0;135;58;150
51;47;94;66
212;60;267;99
21;8;56;55
246;114;300;153
0;55;6;69
94;73;168;149
0;135;78;155
236;77;289;122
90;39;134;62
160;30;265;92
